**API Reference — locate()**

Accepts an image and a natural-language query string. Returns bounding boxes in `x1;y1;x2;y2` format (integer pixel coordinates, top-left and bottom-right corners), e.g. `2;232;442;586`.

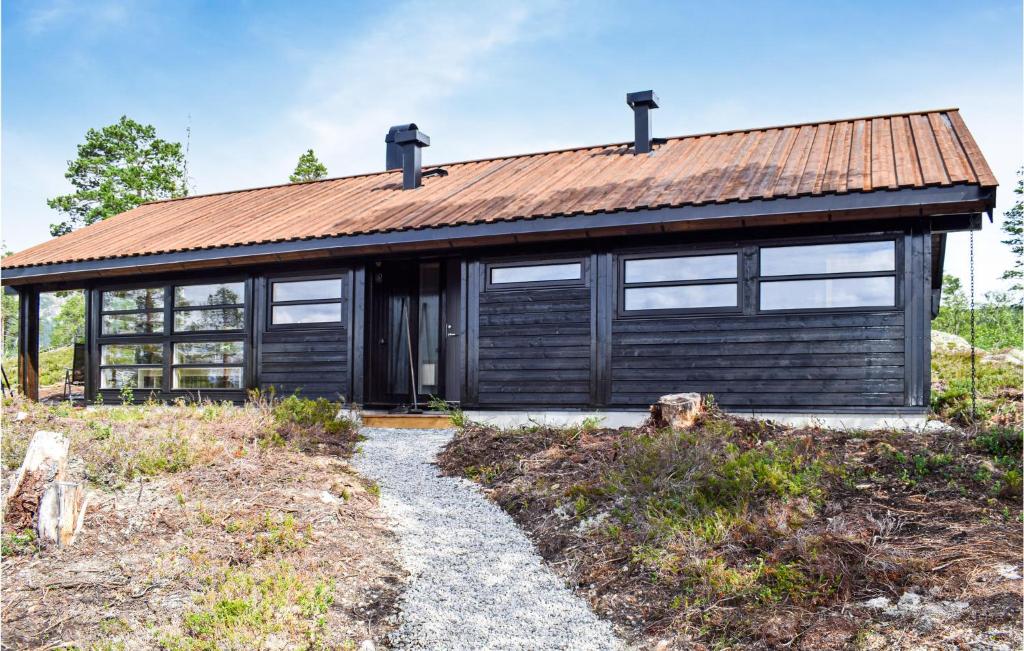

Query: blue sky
3;0;1021;293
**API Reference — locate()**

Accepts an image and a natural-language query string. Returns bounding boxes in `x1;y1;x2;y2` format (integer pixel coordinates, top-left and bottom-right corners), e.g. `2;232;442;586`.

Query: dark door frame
363;260;446;407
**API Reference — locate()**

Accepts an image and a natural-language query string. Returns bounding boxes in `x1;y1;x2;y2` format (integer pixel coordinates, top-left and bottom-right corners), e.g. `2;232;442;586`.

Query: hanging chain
969;228;977;426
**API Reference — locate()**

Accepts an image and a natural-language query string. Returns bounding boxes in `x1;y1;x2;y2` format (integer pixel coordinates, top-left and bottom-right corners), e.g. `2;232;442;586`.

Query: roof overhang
1;184;994;287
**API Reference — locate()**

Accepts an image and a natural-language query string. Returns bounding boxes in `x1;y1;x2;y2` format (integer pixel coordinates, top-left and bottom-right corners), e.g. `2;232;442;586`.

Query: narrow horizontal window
101;367;163;390
174;307;244;332
490;262;582;284
760;241;895;276
272;279;341;302
101;343;163;365
173;341;244;365
174;282;244;307
102;288;164;312
625;254;736;283
173;367;243;390
625;284;737;311
760;277;895;310
102;312;164;335
272;303;342;325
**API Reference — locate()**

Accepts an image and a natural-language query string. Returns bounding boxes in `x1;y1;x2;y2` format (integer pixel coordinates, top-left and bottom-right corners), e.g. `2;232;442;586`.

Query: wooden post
17;286;39;401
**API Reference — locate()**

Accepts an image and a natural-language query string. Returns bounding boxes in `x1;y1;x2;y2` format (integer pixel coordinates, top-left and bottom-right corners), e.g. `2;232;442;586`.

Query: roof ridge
140;107;961;207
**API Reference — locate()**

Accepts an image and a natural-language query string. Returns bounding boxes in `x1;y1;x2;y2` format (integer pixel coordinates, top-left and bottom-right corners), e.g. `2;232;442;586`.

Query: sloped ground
438;352;1022;650
353;427;622;651
1;397;404;650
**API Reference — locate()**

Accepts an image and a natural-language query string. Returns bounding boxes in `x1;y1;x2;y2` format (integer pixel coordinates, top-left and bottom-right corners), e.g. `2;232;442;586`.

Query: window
488;261;583;287
759;241;897;311
99;343;164;389
101;288;164;335
97;279;249;395
270;277;343;326
621;253;739;313
172;341;244;389
173;282;245;332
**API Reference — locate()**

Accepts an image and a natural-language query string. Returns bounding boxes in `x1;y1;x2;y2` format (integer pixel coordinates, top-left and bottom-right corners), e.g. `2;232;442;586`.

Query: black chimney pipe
626;90;660;155
385;123;418;170
394;127;430;189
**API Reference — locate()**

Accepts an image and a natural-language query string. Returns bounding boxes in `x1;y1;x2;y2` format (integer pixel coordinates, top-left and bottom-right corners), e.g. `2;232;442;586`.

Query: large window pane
174;308;244;331
173;367;243;389
100;367;163;389
760;242;895;276
102;312;164;335
101;343;163;365
760;277;895;310
271;304;341;325
624;283;737;311
625;254;736;283
102;288;164;312
490;262;581;284
174;282;244;307
174;341;243;364
272;279;341;302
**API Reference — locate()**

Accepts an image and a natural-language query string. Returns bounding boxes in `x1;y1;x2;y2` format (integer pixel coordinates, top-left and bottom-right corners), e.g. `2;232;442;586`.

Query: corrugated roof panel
2;109;997;269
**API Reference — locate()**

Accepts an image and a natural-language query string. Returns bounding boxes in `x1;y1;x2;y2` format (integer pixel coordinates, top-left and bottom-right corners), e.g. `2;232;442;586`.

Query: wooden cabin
1;94;997;426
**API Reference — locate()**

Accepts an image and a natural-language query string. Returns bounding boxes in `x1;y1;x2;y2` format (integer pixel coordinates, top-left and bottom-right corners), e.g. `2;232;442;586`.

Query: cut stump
649;393;704;430
3;430;86;546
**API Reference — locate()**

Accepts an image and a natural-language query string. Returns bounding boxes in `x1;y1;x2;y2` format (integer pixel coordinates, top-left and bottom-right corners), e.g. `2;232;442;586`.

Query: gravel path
352;427;623;651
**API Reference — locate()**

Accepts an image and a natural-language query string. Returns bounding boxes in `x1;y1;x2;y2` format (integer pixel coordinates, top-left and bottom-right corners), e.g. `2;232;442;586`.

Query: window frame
484;257;587;291
99;287;166;337
617;249;743;317
94;277;251;396
172;281;246;334
756;237;901;314
266;273;346;331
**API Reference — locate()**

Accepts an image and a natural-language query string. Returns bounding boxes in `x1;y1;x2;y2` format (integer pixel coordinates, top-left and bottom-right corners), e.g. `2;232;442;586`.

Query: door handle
445;323;461;337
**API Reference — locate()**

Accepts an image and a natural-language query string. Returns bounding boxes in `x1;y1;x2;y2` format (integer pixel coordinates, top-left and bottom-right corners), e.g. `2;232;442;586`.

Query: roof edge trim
1;185;993;286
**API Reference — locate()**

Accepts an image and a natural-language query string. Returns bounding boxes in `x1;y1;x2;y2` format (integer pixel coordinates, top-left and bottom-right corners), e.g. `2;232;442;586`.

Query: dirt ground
1;399;405;650
439;414;1023;650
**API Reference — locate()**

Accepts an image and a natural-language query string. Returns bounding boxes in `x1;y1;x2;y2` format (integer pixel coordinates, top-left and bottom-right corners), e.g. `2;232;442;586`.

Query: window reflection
490;263;581;284
174;282;244;307
625;254;736;283
625;284;737;311
760;242;894;276
760;277;894;310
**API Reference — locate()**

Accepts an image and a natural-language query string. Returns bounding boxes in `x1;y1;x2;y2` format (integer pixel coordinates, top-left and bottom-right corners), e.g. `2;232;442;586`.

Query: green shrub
272;394;351;436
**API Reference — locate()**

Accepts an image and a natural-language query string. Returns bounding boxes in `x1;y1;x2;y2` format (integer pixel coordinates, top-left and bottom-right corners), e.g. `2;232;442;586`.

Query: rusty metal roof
2;108;997;270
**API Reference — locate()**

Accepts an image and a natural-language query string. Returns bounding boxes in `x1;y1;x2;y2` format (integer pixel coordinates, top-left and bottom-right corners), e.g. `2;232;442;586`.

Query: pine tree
1000;168;1023;304
289;149;328;183
47;116;186;236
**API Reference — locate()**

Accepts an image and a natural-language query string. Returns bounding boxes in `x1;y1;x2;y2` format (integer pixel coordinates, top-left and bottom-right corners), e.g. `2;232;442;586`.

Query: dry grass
1;396;403;650
439;406;1022;650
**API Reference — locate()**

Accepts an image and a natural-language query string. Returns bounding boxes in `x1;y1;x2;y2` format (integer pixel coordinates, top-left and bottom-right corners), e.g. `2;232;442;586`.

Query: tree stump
4;431;69;530
3;430;86;547
37;481;88;547
649;393;704;430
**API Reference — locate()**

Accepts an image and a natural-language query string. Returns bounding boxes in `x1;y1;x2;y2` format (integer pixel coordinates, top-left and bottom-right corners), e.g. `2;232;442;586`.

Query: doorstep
361;412;453;429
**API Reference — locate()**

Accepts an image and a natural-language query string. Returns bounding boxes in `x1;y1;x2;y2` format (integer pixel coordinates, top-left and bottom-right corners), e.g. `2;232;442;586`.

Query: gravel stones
352;427;623;651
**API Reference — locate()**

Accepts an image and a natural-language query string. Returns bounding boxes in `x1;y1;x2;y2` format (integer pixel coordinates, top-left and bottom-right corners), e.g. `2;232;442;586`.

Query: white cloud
288;0;572;175
24;0;135;34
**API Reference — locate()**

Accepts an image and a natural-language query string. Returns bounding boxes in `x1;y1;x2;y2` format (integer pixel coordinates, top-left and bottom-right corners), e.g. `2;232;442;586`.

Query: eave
1;184;993;287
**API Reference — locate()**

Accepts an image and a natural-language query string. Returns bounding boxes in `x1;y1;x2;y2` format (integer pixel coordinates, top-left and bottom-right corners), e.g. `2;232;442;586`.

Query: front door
366;261;443;406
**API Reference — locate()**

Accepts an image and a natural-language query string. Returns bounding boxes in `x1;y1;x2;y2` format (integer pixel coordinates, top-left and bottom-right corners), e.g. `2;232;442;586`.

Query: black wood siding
256;273;350;401
476;286;592;407
258;329;349;400
609;311;905;408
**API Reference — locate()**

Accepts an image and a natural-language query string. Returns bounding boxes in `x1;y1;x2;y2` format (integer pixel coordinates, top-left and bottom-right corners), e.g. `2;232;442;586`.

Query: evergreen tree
48;116;187;236
290;149;328;183
1000;168;1023;304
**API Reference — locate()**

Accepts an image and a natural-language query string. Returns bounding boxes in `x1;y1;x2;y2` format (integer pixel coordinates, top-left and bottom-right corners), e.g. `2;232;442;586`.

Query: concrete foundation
462;409;941;432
